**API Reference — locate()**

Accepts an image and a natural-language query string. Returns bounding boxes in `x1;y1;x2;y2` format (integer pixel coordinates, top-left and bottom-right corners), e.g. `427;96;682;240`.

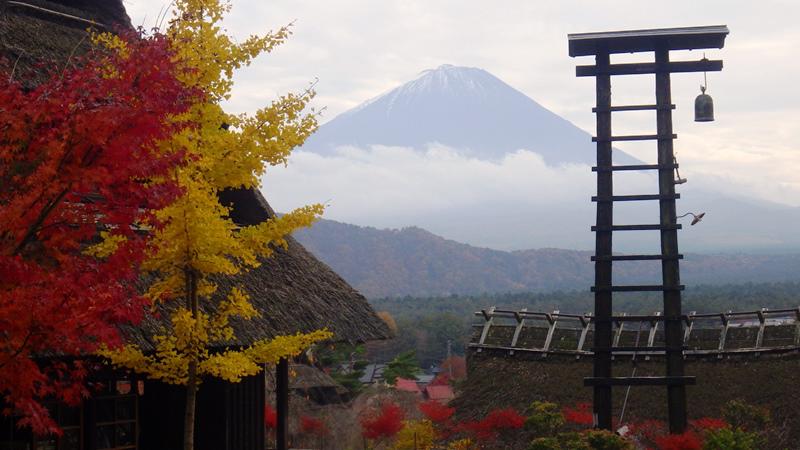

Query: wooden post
655;45;688;434
592;49;614;431
276;358;289;450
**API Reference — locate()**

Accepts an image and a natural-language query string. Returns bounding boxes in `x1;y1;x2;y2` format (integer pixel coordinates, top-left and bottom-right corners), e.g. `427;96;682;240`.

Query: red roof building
425;385;455;403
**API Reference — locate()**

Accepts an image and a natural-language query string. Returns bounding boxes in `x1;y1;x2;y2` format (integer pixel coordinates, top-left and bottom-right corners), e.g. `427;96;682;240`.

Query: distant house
359;363;387;385
425;385;455;404
0;2;391;450
394;378;423;396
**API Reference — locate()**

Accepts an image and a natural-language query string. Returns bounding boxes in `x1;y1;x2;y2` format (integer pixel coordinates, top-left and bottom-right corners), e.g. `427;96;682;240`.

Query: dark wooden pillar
592;49;614;430
655;46;688;433
276;358;289;450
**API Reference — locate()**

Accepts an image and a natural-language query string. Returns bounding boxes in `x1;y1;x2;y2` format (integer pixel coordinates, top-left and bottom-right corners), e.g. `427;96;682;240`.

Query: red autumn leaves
0;31;196;433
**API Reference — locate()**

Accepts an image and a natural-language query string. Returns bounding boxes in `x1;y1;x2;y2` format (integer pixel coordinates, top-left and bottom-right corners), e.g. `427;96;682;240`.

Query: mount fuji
302;64;638;165
271;64;800;254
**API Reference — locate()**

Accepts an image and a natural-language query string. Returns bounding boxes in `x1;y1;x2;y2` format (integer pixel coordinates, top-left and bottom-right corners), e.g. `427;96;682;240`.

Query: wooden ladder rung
592;346;684;352
592;164;678;172
593;104;675;112
592;194;680;202
594;315;683;323
584;376;697;387
592;254;684;262
593;134;677;142
592;224;682;231
592;285;685;292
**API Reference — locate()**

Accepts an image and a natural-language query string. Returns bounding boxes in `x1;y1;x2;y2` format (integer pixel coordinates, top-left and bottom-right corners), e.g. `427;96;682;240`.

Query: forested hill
293;218;800;298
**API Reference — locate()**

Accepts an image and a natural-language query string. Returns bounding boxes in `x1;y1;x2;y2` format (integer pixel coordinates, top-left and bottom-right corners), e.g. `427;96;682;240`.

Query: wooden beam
593;104;675;112
593;163;678;172
591;49;614;431
592;285;685;292
592;194;680;202
592;224;682;231
592;254;684;261
276;358;289;450
592;133;676;142
576;59;723;77
655;45;689;434
585;376;697;387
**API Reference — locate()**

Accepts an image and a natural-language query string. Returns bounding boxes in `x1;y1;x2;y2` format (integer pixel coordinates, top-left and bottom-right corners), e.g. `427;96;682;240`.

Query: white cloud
261;145;660;250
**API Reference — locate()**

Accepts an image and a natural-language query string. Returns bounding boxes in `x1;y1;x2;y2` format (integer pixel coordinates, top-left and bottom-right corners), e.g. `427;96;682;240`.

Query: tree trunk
183;269;199;450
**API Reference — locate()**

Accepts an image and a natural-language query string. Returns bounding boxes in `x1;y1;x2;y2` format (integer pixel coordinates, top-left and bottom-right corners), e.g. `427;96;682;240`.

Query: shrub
525;401;565;437
653;431;702;450
299;415;328;436
361;402;405;440
528;437;562;450
721;400;770;431
264;405;277;429
418;399;455;423
702;427;758;450
583;429;635;450
392;420;436;450
562;402;593;426
690;417;729;431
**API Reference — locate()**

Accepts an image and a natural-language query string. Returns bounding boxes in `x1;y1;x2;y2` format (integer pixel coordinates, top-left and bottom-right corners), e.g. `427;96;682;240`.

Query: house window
94;381;137;450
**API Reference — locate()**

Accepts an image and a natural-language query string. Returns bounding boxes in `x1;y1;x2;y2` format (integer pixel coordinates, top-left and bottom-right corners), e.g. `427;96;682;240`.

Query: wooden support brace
543;309;560;351
718;311;731;355
794;308;800;346
509;308;528;355
576;313;592;357
683;311;696;345
755;308;767;349
643;312;661;361
476;306;496;352
613;313;627;354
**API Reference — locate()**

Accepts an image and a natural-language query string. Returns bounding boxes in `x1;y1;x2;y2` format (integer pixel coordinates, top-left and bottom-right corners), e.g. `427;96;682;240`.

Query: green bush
524;401;565;437
582;429;634;450
702;427;759;450
528;437;562;450
722;399;770;431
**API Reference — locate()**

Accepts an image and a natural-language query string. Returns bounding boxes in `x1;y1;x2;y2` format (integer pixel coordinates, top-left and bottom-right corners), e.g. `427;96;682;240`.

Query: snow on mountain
302;64;639;165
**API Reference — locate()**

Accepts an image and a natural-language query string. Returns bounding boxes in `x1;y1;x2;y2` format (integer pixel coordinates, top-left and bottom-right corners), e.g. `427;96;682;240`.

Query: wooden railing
469;307;800;358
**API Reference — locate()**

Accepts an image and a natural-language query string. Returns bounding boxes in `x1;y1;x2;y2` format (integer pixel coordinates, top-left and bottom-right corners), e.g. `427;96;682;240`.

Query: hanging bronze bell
694;85;714;122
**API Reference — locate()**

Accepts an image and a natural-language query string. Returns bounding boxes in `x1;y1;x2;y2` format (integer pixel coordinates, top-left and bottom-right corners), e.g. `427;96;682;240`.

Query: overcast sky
123;1;800;248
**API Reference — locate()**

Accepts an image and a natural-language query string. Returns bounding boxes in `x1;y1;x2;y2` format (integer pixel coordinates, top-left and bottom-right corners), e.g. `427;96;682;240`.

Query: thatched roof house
1;2;389;449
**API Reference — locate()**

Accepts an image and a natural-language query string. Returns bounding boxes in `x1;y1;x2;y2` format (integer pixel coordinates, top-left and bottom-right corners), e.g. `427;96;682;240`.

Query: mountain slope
293;218;800;298
302;64;638;165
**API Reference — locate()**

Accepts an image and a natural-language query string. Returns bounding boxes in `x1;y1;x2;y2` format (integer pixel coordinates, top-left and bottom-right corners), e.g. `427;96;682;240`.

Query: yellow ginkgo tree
98;1;331;449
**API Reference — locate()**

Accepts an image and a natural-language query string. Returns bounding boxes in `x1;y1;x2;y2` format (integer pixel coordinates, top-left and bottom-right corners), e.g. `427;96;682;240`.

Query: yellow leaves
91;31;130;58
392;420;436;450
446;439;476;450
100;0;331;392
199;351;260;382
83;231;127;258
246;329;334;365
237;204;324;258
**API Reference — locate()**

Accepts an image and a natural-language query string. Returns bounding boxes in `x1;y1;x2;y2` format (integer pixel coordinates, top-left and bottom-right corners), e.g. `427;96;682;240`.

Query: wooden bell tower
567;26;728;433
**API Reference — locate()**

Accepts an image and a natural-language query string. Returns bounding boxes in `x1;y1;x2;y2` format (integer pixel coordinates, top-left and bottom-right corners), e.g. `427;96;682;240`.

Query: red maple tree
562;402;593;425
0;31;194;434
458;408;525;441
418;399;455;424
360;402;404;441
299;415;328;436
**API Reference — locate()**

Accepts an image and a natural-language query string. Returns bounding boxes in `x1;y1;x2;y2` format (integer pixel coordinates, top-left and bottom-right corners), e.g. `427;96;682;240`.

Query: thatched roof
2;1;391;345
126;189;392;347
0;0;131;84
